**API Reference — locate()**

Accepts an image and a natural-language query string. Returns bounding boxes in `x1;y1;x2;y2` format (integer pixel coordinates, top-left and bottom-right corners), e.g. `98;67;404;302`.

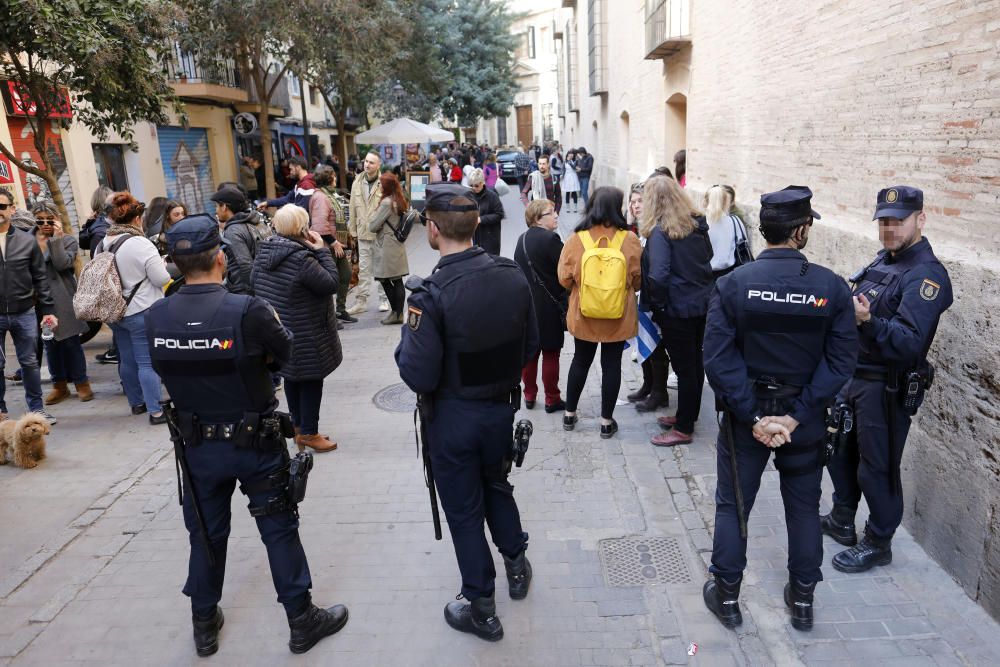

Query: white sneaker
667;373;679;389
378;299;390;312
40;410;57;425
346;301;368;316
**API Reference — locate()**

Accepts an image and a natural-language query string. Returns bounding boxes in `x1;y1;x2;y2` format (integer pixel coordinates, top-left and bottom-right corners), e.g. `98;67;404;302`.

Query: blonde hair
273;204;309;237
638;176;701;240
525;199;554;227
468;168;485;186
704;185;733;224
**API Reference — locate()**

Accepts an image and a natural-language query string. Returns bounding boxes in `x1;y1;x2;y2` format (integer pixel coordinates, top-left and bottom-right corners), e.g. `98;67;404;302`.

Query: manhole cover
599;537;692;586
373;383;417;413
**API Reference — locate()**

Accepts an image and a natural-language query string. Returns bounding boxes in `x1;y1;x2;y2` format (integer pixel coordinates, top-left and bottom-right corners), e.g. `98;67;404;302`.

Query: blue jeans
579;176;591;204
110;310;163;414
0;309;43;413
44;335;88;384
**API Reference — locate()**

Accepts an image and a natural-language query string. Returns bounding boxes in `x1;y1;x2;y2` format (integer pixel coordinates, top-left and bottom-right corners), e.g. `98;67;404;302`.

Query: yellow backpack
577;229;628;319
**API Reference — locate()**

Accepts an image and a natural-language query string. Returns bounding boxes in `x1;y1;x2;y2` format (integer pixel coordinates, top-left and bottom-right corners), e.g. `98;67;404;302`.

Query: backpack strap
610;229;627;250
577;230;596;250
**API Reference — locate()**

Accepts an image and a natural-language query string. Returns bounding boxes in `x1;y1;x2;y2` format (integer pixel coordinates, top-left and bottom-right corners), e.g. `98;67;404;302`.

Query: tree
176;0;310;199
0;0;179;230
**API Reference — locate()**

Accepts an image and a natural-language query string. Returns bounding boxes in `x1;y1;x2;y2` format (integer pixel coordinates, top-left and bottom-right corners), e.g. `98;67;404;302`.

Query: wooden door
516;105;533;147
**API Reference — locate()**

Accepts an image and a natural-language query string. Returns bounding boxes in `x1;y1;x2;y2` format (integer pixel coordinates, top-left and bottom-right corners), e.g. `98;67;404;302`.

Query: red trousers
521;348;562;406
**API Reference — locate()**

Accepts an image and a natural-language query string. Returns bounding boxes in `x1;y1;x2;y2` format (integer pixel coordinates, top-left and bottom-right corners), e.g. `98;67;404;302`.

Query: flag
627;309;661;364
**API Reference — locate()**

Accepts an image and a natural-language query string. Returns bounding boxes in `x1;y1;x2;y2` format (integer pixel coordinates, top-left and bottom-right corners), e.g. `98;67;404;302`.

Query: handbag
519;233;567;329
731;214;754;267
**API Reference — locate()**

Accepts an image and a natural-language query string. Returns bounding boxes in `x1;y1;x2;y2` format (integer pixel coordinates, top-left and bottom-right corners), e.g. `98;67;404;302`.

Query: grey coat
368;199;410;279
35;232;88;340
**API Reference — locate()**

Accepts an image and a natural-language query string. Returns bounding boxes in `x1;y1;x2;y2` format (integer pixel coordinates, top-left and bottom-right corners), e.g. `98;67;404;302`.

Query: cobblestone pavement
1;191;998;665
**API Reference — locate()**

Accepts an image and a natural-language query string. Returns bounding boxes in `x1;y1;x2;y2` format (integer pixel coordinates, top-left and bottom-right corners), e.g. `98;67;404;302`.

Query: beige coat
368;199;410;279
557;226;643;343
349;174;383;241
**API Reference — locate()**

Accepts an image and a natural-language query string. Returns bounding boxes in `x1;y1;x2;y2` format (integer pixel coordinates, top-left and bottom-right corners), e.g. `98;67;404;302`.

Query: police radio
512;419;532;468
901;364;935;416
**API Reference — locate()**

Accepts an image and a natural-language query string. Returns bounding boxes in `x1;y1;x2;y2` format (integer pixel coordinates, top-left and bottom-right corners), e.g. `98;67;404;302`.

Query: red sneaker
657;415;678;429
651;430;692;447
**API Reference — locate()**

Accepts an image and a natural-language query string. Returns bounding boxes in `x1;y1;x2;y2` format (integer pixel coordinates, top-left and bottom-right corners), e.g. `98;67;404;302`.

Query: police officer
394;184;539;641
145;215;347;656
823;186;953;572
702;186;857;631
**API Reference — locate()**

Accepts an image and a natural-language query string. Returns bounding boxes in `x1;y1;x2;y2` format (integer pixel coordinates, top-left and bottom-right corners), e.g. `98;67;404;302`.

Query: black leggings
565;338;625;419
378;278;406;314
564;191;578;205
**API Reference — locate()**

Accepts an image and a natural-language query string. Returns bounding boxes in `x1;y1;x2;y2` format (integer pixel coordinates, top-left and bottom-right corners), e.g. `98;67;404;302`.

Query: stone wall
561;0;1000;617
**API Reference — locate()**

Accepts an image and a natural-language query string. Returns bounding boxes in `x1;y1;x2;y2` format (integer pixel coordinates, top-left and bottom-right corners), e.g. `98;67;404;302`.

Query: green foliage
0;0;179;141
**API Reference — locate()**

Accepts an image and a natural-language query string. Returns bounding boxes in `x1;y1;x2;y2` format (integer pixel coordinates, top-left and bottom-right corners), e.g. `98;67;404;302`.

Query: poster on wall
6;117;78;230
157;126;216;215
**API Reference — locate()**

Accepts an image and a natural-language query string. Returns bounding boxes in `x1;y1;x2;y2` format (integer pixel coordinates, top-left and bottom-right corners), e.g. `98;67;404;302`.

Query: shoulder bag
519;233;567;328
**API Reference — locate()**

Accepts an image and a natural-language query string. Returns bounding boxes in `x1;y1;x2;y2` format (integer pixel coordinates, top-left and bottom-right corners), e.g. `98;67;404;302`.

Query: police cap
424;184;479;213
166;214;224;256
759;185;822;224
873;185;922;220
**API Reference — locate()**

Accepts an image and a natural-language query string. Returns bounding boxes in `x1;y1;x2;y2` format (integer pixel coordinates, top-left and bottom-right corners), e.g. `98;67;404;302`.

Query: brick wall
561;0;1000;618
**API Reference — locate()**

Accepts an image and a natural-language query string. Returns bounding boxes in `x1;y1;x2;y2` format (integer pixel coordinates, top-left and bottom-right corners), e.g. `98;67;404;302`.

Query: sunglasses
35;218;57;225
0;203;10;211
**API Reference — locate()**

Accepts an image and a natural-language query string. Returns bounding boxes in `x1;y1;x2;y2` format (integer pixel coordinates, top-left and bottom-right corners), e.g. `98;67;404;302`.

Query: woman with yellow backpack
557;187;643;438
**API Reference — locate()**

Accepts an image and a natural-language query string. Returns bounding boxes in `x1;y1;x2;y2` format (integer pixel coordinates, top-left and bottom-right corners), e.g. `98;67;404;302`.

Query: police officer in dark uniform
823;186;953;572
394;184;539;641
702;186;858;631
145;215;348;656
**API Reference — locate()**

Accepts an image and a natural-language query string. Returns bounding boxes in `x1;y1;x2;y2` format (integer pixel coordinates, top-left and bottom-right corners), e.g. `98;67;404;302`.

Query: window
566;20;579;111
289;74;301;97
588;0;608;95
309;85;319;106
542;104;554;142
92;144;129;191
528;26;536;59
496;117;508;146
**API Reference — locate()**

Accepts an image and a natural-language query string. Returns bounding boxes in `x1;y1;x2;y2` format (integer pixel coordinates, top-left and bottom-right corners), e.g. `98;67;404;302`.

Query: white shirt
101;233;171;317
707;214;747;272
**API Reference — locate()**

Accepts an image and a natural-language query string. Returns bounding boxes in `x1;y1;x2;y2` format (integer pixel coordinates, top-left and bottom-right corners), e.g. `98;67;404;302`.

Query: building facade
556;0;1000;619
476;0;564;149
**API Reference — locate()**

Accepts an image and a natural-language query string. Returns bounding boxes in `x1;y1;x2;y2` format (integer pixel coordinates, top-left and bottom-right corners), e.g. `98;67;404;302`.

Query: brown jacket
558;226;643;343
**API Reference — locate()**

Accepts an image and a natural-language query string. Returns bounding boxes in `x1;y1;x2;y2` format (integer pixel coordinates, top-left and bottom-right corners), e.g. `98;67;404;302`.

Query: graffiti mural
157;126;215;215
7;118;78;230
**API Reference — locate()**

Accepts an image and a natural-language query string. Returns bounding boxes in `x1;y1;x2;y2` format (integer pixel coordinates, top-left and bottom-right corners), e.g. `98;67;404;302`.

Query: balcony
166;44;248;104
644;0;691;60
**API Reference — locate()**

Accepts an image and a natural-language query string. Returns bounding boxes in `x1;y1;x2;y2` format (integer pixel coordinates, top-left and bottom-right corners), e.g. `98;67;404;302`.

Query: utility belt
853;363;935;416
177;410;295;450
751;377;802;416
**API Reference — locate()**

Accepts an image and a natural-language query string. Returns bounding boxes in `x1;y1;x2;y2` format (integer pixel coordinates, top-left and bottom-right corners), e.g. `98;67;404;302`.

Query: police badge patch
407;306;422;330
920;278;941;301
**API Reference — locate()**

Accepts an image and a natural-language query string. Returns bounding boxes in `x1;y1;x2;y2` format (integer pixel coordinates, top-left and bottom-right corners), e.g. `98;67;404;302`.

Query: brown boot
295;433;338;453
45;381;71;405
75;381;94;402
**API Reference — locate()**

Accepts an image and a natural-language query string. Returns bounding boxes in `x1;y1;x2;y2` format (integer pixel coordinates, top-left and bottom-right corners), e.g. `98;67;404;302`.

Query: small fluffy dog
0;412;51;469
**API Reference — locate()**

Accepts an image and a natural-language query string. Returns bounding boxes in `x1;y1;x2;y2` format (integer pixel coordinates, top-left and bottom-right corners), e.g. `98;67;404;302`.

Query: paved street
1;189;998;666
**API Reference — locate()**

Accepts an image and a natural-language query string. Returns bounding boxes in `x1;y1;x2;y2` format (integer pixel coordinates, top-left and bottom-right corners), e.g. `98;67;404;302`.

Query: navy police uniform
394;184;539;639
703;186;858;630
825;186;953;572
146;215;346;656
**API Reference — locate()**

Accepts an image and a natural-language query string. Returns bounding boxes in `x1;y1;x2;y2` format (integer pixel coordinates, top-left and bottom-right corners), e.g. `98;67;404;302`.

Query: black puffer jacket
251;234;342;381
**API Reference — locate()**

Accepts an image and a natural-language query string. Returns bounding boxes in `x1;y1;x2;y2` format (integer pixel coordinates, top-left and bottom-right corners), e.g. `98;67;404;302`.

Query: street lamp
392;80;404;100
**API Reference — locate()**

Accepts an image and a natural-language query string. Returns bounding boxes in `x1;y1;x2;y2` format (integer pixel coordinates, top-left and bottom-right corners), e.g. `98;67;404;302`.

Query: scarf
106;223;144;239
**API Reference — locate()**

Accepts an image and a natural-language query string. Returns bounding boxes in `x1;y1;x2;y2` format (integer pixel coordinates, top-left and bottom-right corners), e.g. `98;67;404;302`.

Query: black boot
703;576;742;628
444;595;504;641
784;579;816;631
635;392;669;413
192;607;224;657
504;550;533;600
820;510;858;546
288;601;349;654
627;364;651;402
832;526;892;574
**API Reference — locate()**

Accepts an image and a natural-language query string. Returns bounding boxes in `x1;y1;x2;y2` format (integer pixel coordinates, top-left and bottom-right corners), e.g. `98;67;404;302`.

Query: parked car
496;150;520;184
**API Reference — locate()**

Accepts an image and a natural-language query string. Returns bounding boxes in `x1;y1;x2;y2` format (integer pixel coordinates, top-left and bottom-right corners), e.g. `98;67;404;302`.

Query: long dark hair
575;187;628;232
379;172;408;213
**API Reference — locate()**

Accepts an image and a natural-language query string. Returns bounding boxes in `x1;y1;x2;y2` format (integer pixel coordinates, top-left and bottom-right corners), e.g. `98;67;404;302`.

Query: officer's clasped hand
752;415;799;448
853;294;872;325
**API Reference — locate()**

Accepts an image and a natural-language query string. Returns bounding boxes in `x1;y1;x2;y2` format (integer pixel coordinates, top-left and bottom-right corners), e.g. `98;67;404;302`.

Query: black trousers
183;442;312;619
565;338;625;419
284;379;324;435
378;278;405;314
826;377;912;540
429;398;527;600
710;419;825;584
659;315;706;433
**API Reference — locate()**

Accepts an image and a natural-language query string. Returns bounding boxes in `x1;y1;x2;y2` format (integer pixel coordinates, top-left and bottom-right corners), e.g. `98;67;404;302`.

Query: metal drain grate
373;383;417;413
599;537;692;586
